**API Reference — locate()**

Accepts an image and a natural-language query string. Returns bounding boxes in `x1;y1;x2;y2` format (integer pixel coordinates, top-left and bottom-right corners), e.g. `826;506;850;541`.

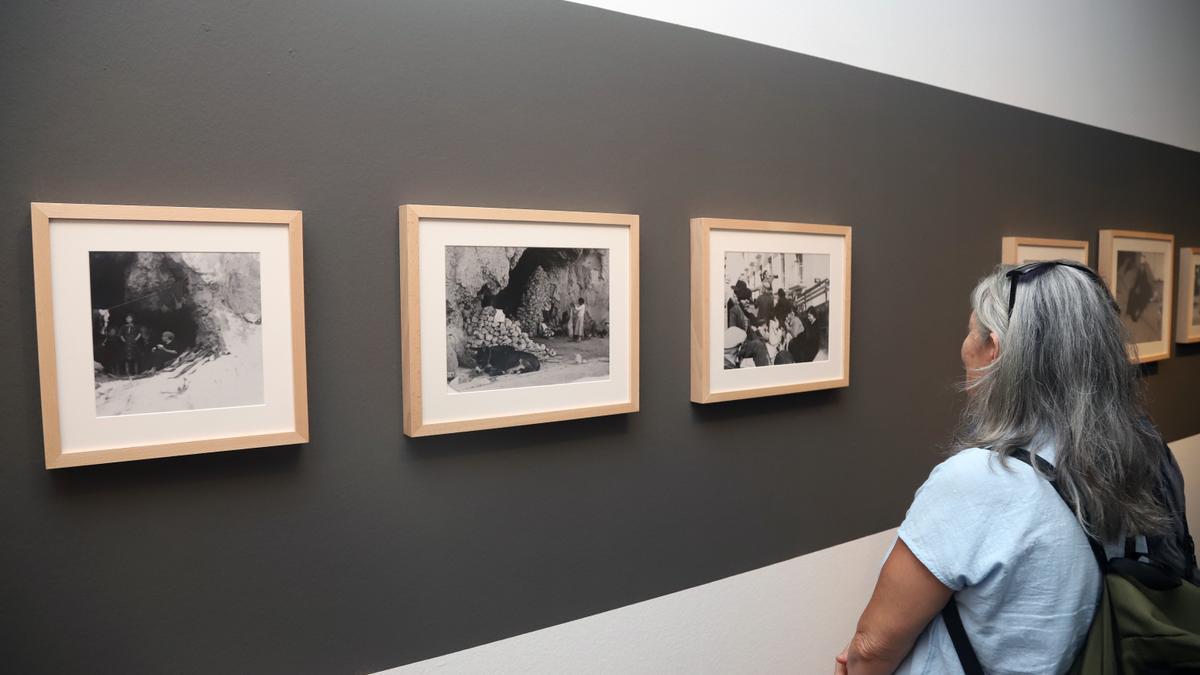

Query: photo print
1193;264;1200;327
445;246;610;392
1115;250;1166;344
89;251;264;416
723;251;830;369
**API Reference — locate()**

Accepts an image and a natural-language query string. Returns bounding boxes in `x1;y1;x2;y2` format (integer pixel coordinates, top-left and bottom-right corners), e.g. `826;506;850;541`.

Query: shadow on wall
689;387;841;424
402;412;633;462
1176;343;1200;359
46;443;302;500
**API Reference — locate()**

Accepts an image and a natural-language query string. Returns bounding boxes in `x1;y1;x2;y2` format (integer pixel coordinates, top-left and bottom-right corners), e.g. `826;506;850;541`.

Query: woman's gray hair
958;262;1170;540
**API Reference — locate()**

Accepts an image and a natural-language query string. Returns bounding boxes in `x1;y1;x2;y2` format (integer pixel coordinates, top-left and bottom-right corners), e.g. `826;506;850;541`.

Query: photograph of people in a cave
89;251;265;416
723;252;830;369
445;246;610;392
1115;250;1165;343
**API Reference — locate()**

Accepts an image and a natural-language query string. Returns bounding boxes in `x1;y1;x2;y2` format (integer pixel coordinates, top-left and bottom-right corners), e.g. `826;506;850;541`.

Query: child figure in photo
150;331;179;372
100;326;120;373
446;333;460;383
118;313;144;376
569;297;587;341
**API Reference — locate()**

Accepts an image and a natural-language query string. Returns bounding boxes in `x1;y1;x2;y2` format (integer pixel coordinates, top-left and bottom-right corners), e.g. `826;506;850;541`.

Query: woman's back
894;446;1104;674
837;263;1181;674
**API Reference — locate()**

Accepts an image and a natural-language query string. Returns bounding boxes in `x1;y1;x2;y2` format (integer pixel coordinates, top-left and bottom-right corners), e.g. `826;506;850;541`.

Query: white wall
567;0;1200;153
384;528;898;674
1174;433;1200;545
382;434;1200;673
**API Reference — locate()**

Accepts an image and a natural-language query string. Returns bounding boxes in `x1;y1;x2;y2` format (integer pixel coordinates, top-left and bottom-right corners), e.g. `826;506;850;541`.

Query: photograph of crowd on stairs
722;251;830;370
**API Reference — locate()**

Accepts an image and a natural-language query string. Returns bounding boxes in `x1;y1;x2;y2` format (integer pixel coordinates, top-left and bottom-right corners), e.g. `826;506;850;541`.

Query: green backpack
942;447;1200;674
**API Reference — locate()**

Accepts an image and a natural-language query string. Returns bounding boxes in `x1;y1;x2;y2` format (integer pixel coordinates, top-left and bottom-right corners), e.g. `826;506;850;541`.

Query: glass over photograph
89;251;265;416
723;251;830;369
445;246;610;392
1115;250;1166;343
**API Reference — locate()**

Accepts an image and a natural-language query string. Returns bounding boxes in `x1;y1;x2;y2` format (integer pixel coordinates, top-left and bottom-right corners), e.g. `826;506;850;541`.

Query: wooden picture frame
1001;236;1089;265
32;202;309;468
1097;229;1175;364
400;204;639;436
1177;247;1200;344
691;217;851;404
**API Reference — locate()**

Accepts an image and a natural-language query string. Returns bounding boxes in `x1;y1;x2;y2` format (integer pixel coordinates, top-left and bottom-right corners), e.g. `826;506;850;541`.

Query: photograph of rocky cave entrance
89;251;265;416
445;246;610;393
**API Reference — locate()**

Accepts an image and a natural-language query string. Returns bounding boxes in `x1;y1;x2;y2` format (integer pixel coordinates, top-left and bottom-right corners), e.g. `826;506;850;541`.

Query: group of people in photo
723;278;828;369
92;311;180;377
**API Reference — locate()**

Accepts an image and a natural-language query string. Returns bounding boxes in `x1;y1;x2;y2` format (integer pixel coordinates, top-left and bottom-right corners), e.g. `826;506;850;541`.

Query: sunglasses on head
1004;261;1114;317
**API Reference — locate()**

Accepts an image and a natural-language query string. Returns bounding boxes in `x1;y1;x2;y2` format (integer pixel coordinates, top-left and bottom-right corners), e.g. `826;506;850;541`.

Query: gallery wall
1;1;1198;674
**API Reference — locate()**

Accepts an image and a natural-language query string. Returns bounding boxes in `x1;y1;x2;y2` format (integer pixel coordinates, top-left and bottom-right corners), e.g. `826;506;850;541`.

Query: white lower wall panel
382;433;1200;674
381;528;896;674
1172;433;1200;541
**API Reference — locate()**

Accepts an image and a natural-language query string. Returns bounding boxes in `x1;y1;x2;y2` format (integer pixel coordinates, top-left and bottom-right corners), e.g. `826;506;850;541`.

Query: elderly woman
836;262;1193;674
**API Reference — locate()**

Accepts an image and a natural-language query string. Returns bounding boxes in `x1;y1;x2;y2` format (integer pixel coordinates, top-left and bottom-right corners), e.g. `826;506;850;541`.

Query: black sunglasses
1004;261;1114;317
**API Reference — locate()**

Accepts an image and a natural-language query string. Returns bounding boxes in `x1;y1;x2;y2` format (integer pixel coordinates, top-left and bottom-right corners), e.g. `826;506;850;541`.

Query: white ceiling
568;0;1200;153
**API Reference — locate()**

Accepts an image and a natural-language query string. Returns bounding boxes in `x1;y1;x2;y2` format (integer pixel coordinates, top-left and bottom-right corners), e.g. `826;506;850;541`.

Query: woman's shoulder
920;447;1037;497
930;447;998;478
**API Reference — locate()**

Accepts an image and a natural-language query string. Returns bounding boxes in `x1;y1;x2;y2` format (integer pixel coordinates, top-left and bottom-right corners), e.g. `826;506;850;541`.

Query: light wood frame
31;202;309;468
1001;236;1089;265
1097;229;1175;364
1177;247;1200;344
400;204;639;436
690;217;852;403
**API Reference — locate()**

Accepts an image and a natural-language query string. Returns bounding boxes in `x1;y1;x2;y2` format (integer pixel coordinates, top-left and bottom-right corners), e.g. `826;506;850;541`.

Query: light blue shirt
893;446;1106;675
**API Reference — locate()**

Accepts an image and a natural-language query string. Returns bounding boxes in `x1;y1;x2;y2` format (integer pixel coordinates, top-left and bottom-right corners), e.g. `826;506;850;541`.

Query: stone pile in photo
516;266;557;338
464;306;557;358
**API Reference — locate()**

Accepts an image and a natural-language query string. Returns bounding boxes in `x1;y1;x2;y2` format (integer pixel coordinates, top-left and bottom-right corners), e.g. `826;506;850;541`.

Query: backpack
942;445;1200;674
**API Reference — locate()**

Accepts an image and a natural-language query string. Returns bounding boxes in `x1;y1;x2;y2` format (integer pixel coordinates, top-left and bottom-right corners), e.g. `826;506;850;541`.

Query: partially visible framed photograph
691;218;851;404
1001;236;1089;265
1097;229;1175;364
1177;247;1200;344
31;203;309;468
400;204;639;436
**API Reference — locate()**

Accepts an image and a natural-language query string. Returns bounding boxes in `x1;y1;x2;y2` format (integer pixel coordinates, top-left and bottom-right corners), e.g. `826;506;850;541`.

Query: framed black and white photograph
31;203;309;468
723;252;831;368
446;246;611;393
401;205;638;436
1098;229;1174;363
1177;247;1200;344
691;218;851;403
89;251;265;416
1001;236;1089;266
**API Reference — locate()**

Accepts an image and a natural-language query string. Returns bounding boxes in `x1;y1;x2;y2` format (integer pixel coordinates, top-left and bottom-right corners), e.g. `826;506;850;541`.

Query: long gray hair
958;263;1170;540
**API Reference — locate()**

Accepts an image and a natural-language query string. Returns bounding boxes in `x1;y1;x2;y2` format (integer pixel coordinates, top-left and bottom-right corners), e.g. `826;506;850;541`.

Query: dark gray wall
1;1;1198;673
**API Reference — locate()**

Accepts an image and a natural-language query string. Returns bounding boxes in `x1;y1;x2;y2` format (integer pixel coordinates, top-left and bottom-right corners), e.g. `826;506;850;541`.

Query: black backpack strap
1009;447;1055;480
941;598;985;675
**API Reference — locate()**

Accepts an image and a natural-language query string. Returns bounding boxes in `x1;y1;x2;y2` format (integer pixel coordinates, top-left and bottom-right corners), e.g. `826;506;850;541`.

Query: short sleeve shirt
894;447;1102;674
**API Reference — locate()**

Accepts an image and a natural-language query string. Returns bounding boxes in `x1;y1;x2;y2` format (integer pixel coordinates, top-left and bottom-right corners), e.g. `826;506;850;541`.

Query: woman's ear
987;331;1001;363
